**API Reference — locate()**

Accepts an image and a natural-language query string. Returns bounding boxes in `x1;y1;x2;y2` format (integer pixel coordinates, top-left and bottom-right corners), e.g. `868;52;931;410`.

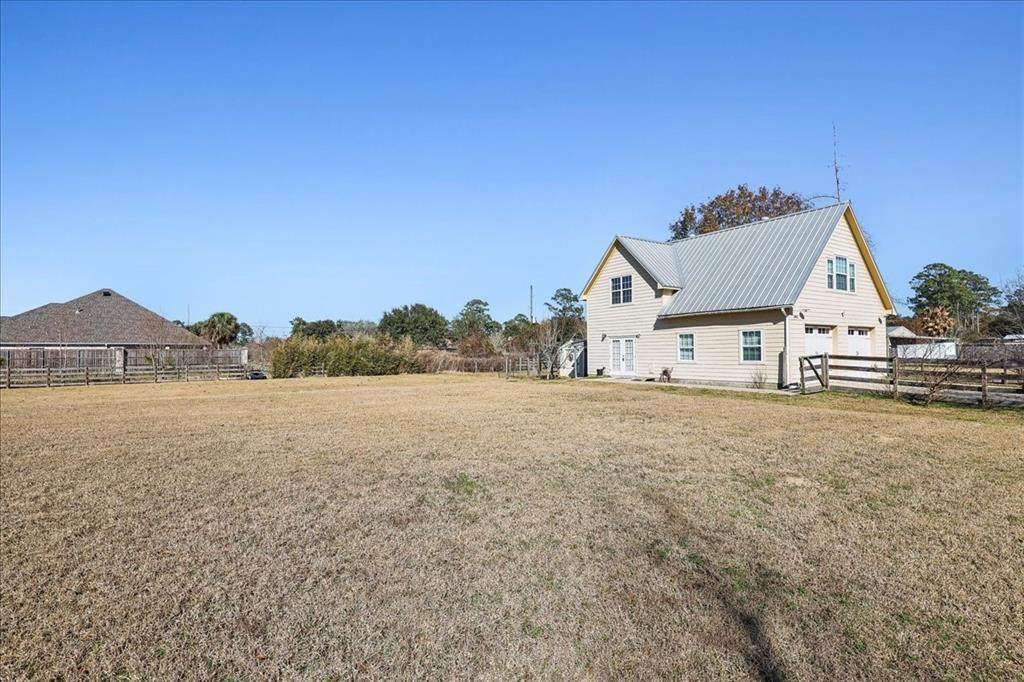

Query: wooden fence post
185;364;189;382
46;366;51;388
799;358;806;394
216;365;221;381
153;363;158;383
822;353;830;390
6;363;10;389
85;366;90;386
892;356;900;400
980;364;988;407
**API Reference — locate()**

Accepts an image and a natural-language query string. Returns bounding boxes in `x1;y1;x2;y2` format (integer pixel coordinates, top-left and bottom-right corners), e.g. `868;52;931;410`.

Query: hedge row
270;336;423;378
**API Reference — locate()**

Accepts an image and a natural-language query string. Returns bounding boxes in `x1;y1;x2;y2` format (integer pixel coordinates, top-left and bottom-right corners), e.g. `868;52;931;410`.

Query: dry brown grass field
1;375;1021;680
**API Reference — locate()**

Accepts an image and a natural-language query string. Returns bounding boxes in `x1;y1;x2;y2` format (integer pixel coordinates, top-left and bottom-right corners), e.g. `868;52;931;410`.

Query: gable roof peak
0;288;204;346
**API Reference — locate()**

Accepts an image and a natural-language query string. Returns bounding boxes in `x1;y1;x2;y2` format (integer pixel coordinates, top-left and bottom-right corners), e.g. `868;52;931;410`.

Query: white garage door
847;328;872;356
805;326;834;356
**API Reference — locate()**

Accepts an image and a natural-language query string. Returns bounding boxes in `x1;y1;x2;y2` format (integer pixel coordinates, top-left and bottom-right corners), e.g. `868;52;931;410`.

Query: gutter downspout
781;307;790;388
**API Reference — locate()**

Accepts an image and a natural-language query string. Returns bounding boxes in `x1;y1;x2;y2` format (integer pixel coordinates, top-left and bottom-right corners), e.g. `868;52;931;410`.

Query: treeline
889;264;1023;339
287;288;584;355
269;287;586;378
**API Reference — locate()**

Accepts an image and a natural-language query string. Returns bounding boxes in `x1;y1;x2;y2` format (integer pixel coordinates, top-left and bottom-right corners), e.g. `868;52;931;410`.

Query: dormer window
101;290;112;297
611;275;632;305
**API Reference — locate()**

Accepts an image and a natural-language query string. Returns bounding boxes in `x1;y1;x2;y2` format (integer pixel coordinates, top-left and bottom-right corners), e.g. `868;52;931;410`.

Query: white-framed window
849;263;856;292
835;256;848;291
827;259;834;289
740;330;762;362
611;275;632;305
677;333;695;362
847;327;869;336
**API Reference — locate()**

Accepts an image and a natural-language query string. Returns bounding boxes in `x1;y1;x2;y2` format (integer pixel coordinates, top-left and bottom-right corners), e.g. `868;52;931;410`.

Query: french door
610;337;635;376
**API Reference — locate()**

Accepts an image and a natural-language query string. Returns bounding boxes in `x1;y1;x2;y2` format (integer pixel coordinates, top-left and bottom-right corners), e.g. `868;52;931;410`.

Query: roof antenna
832;121;843;202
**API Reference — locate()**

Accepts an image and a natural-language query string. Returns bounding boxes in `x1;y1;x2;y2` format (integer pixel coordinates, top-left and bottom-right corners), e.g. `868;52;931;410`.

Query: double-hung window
740;330;762;362
849;263;856;292
611;275;632;305
677;333;695;362
835;256;848;291
827;259;834;289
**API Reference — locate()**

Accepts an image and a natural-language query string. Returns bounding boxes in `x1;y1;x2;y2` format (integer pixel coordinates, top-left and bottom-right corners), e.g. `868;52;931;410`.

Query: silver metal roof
616;236;681;287
616;202;849;318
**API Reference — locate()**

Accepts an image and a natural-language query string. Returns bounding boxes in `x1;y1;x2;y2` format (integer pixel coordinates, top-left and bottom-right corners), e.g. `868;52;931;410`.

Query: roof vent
101;290;112;296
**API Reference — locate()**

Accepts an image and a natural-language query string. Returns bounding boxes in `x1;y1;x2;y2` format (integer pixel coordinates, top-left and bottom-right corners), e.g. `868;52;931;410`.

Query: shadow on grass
645;493;789;682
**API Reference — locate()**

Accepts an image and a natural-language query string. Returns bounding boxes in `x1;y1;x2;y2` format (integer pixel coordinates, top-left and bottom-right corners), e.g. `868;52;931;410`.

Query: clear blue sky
2;1;1021;332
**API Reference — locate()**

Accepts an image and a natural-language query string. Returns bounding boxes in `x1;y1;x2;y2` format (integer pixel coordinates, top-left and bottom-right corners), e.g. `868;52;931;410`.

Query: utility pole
832;121;842;202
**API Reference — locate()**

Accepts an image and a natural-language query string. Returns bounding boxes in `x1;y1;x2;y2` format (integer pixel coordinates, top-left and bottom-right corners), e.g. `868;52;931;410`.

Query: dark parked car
245;370;268;380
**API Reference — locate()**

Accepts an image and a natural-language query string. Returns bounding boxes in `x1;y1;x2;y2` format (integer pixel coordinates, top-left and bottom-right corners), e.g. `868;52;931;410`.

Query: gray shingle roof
613;202;850;318
0;289;206;346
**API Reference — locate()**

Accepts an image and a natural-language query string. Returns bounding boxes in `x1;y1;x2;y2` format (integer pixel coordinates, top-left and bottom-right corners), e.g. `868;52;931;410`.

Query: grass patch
0;374;1019;679
444;472;488;499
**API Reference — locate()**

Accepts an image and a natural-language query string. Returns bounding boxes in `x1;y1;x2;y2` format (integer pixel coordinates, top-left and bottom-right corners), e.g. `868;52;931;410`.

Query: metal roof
613;202;850;318
616;236;681;288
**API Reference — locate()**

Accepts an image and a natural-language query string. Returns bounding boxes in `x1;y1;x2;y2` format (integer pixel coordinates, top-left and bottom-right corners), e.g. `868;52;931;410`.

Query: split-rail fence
799;353;1024;406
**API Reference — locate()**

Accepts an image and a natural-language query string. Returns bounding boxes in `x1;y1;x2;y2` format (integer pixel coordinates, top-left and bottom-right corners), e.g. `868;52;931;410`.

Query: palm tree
199;312;240;348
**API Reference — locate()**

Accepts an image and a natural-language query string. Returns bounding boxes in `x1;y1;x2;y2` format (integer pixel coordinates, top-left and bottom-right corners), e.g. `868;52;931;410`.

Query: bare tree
536;317;566;380
898;330;976;405
993;269;1024;337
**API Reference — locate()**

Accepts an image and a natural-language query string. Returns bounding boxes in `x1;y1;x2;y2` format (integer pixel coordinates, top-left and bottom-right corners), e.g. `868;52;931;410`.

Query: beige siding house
581;203;894;388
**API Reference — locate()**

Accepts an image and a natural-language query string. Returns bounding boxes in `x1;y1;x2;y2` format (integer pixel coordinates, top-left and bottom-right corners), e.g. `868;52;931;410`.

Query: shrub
270;335;423;378
748;368;768;389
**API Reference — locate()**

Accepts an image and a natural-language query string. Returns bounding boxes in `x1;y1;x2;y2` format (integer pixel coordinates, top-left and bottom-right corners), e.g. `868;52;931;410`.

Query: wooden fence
799;353;1024;406
2;364;246;389
0;346;245;370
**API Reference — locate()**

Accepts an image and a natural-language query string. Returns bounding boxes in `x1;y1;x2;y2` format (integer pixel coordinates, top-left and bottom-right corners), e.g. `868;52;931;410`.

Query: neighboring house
0;288;203;348
581;202;895;387
1;288;207;368
886;324;917;355
887;324;916;340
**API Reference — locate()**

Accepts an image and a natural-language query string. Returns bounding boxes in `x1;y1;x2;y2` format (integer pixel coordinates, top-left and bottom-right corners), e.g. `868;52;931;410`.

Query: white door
804;326;833;356
609;337;636;376
847;328;871;356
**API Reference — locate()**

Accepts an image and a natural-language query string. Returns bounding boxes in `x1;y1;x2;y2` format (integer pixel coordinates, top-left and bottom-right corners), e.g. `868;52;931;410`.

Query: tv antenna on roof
832;121;843;202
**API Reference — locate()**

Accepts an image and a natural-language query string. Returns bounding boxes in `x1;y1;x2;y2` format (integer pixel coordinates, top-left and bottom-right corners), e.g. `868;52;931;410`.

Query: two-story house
581;202;895;387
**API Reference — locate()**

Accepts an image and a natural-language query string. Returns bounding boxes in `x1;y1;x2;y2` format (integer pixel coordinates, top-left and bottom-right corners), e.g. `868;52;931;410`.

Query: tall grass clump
270;335;422;378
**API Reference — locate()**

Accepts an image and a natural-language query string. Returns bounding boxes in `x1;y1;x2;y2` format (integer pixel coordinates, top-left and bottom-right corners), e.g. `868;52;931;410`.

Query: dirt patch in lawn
1;375;1021;679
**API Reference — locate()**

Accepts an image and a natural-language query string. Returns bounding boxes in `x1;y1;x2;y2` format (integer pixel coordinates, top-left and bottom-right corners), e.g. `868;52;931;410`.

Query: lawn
1;375;1021;680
